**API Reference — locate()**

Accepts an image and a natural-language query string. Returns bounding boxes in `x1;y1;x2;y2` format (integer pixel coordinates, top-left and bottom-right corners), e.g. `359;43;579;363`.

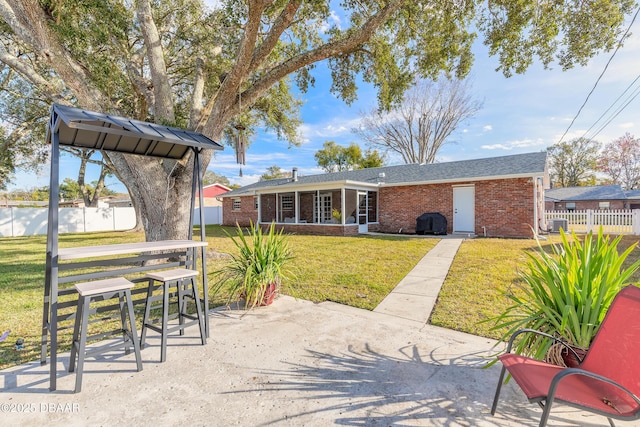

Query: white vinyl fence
544;209;640;235
0;206;222;237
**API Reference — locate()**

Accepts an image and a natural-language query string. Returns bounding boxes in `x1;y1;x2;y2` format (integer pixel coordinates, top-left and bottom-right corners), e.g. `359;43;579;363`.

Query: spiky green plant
213;221;294;310
489;227;640;361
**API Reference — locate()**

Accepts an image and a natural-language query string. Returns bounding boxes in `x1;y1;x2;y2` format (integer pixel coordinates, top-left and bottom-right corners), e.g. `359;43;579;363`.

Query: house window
566;202;576;211
232;198;241;211
281;195;293;211
599;201;610;210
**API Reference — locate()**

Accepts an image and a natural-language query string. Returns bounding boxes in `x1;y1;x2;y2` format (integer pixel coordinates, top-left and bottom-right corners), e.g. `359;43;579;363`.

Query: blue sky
8;10;640;193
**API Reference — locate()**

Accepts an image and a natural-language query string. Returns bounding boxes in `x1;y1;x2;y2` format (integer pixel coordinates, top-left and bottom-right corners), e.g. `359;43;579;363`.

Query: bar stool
69;277;143;393
140;268;206;362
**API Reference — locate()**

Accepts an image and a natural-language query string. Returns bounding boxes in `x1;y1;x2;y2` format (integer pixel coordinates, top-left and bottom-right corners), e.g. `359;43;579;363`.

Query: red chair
491;285;640;427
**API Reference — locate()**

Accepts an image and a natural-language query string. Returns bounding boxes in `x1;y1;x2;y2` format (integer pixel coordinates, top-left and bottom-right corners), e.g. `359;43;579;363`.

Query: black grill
416;212;447;235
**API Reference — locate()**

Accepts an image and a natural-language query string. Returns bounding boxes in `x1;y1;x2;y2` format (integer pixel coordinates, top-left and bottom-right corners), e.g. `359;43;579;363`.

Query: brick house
544;185;630;211
220;152;549;238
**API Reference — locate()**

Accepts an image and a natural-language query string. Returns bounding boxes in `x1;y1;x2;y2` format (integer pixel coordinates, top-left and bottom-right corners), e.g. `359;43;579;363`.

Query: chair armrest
505;328;584;363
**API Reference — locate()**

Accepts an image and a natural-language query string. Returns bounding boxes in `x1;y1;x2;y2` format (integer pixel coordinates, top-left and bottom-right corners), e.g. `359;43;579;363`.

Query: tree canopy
260;165;290;181
598;133;640;190
0;0;635;238
314;141;385;172
547;138;600;187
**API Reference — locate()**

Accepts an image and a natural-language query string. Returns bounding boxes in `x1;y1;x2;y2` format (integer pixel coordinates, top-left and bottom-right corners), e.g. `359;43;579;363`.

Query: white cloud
481;138;546;150
319;10;342;33
329;10;341;28
299;116;363;140
483;125;493;132
481;144;511;150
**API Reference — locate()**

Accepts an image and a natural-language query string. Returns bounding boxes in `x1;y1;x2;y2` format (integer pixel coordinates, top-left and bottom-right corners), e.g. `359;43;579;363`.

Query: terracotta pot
260;282;278;306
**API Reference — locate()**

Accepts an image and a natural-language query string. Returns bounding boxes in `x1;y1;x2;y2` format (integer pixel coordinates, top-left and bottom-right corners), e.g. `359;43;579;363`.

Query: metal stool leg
160;280;170;363
69;295;83;373
74;295;91;393
123;289;143;372
176;279;186;336
140;279;157;349
189;277;206;345
118;292;131;355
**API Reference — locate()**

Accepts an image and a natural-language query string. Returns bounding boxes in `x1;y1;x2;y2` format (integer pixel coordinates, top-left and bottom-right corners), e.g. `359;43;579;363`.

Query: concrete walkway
374;237;463;323
0;236;610;426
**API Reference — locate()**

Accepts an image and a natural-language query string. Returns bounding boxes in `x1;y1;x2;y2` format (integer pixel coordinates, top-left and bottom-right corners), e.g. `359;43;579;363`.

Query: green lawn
0;226;437;369
1;226;639;371
430;235;640;339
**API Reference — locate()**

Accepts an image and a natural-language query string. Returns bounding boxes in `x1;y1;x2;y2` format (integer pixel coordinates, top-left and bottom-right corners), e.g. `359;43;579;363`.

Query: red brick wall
378;178;535;238
222;197;258;226
224;178;536;237
268;223;361;236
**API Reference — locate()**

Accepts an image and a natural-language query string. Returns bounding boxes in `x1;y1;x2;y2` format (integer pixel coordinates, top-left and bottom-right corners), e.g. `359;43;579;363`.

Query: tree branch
0;46;66;103
247;1;302;75
203;0;406;137
136;0;174;121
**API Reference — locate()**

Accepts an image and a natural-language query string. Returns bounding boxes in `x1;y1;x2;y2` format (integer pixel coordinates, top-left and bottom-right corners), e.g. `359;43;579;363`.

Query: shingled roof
224;151;548;197
545;185;627;202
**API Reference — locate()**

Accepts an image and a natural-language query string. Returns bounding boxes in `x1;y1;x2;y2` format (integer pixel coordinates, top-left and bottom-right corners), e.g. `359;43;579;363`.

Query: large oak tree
0;0;635;240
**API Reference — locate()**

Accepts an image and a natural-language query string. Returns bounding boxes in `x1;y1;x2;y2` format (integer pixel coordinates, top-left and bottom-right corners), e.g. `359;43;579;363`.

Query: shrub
489;227;640;361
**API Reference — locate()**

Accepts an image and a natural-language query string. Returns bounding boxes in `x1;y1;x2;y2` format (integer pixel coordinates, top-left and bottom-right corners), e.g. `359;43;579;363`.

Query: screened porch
256;188;378;234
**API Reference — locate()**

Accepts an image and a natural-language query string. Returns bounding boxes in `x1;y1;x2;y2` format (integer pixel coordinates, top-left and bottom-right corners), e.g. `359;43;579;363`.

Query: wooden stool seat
145;268;199;282
140;268;206;362
69;277;142;393
75;277;134;296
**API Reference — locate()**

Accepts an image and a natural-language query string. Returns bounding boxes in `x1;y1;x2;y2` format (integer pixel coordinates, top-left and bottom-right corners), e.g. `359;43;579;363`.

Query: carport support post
188;149;209;337
41;120;61;391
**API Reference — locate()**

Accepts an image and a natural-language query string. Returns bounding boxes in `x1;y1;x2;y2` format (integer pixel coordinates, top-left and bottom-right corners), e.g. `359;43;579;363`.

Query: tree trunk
107;151;198;241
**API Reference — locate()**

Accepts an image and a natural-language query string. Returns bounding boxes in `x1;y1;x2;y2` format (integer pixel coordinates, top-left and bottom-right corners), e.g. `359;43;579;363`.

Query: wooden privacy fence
544;209;640;235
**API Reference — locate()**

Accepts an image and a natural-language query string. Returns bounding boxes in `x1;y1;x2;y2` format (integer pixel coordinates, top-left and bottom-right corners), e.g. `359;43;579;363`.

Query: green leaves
489;227;640;360
479;0;635;77
213;221;295;311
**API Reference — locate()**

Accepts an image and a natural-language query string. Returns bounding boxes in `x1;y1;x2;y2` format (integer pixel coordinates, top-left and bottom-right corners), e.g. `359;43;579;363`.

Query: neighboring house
221;152;549;238
196;183;231;206
545;185;629;211
625;190;640;210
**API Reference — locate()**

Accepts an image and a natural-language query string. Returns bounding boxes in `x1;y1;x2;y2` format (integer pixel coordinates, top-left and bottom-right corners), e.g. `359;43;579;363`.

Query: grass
0;226;436;370
1;227;639;371
430;234;640;340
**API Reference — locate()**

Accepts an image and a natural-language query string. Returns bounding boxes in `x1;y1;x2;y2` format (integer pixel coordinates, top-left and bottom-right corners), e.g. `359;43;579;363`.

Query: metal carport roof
47;103;223;157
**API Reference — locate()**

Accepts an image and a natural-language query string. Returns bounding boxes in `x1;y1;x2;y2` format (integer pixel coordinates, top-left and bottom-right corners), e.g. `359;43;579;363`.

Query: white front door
453;186;475;233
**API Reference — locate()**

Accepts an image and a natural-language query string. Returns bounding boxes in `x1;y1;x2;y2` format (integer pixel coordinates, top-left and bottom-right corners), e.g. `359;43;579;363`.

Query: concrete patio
0;238;613;426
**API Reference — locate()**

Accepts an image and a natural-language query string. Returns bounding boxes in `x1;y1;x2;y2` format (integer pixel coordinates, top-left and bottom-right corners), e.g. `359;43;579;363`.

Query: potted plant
488;227;640;367
214;221;294;310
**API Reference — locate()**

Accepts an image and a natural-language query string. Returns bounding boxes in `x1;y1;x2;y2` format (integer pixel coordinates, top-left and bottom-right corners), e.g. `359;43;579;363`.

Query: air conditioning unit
550;218;568;233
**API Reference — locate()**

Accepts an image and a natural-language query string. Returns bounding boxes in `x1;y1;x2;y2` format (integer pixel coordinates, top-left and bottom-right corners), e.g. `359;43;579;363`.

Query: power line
557;6;640;143
581;73;640;139
588;83;640;140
